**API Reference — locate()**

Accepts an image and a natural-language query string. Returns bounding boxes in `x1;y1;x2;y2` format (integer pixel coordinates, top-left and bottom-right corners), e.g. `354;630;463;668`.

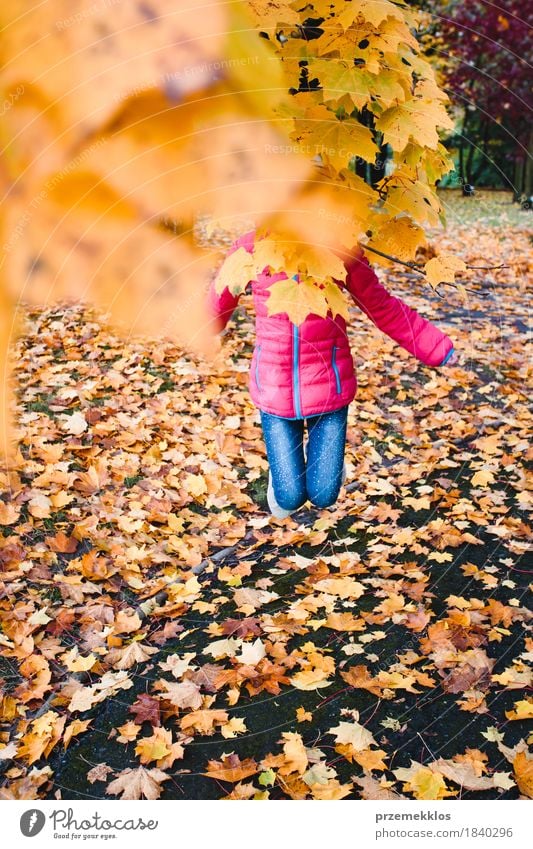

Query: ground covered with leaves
0;192;531;801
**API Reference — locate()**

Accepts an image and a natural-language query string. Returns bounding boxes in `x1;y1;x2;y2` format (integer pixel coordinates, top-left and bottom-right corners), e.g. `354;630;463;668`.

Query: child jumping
208;229;457;518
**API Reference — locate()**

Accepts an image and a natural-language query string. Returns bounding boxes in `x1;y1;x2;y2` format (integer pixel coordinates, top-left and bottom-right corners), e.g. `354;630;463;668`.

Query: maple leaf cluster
215;0;463;323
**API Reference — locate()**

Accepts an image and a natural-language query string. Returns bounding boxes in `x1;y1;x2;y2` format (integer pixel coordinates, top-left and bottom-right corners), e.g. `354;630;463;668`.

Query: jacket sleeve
207;276;241;333
207;230;255;333
343;251;455;367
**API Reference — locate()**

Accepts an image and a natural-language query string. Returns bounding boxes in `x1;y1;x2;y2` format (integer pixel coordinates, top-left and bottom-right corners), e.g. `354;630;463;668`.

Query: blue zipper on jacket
292;322;302;418
332;344;341;393
291;274;302;418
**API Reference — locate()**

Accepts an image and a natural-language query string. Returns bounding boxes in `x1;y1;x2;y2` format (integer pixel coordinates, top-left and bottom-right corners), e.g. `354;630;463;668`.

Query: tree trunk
514;155;524;200
523;127;533;198
459;112;469;183
465;120;478;184
471;120;490;183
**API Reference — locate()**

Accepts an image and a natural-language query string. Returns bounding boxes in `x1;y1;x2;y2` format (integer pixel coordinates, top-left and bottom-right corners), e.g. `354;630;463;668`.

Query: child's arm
207;275;242;334
342;249;455;367
207;230;255;333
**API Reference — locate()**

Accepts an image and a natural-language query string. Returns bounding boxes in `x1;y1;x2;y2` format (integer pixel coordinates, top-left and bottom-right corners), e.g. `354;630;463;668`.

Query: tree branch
360;243;506;299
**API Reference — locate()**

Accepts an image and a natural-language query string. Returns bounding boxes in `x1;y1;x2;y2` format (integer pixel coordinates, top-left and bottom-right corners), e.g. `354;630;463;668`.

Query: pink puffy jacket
208;229;454;419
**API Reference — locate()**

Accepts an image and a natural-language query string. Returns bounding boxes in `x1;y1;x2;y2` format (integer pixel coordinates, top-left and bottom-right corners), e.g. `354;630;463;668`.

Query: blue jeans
260;406;349;511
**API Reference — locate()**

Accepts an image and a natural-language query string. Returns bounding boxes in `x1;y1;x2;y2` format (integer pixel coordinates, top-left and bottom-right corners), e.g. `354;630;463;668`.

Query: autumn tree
1;0;466;458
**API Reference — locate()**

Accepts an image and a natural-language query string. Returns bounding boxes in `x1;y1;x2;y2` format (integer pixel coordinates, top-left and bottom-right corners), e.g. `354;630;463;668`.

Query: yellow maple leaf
309;778;353;799
180;709;229;736
220;717;248;739
471;468;496;488
61;649;97;673
403;495;431;511
353;748;389;772
63;719;92;750
296;707;313;723
425;254;467;289
292;103;378;169
252;237;291;274
428;551;453;563
376;98;454;152
326;612;366;631
513;751;533;798
505;699;533;721
409;767;454;800
117;722;142;744
279;732;308;776
313;576;365;599
292;245;347;283
366;216;426;266
291;668;334;691
183;473;208;498
266;276;328;325
375;671;420;693
383;171;442;226
135;729;172;766
0;501;20;525
334;0;405;28
322;279;350;320
330;721;377;751
214;246;256;296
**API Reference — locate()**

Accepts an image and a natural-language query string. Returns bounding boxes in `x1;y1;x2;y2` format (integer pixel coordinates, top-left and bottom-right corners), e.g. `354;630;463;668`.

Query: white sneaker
267;471;293;519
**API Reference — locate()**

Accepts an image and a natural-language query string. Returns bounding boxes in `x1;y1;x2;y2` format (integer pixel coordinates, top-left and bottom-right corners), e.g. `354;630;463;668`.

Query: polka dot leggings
260;405;348;511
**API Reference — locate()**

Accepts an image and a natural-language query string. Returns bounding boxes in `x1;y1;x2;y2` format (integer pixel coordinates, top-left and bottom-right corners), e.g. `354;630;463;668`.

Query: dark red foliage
436;1;532;135
129;693;161;727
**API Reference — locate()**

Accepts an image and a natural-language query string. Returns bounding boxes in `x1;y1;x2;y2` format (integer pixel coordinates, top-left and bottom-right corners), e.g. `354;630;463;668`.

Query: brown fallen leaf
354;772;405;800
203;754;259;784
155;679;203;711
14;655;52;704
180;709;229;736
221;617;262;638
106;766;170;800
440;649;495;694
433;757;497;791
221;781;257;800
278;732;308;776
47;531;78;554
105;641;158;670
352;748;389;772
116;722;142;744
129;694;161;727
87;763;114;784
